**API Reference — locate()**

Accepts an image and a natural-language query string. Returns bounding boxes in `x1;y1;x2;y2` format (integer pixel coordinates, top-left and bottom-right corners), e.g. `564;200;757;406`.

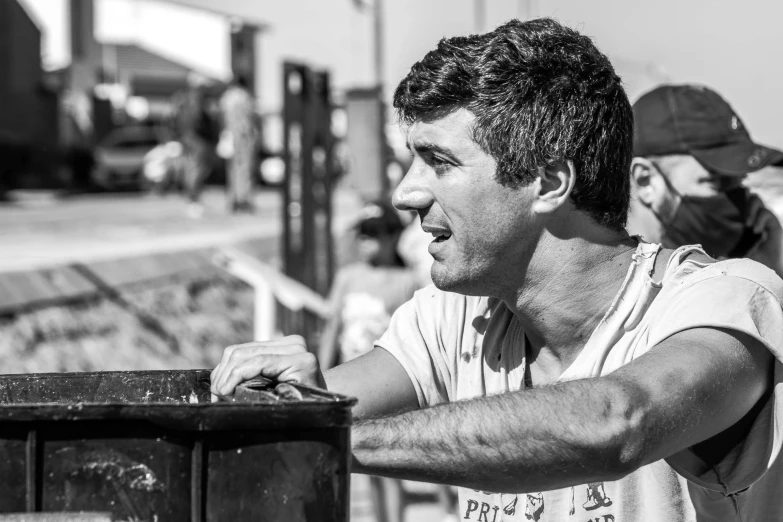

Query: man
628;84;783;275
219;76;258;214
211;19;783;521
170;74;217;217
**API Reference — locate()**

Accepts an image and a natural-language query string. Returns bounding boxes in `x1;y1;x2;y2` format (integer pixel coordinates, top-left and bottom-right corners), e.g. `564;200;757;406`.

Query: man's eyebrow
405;139;458;159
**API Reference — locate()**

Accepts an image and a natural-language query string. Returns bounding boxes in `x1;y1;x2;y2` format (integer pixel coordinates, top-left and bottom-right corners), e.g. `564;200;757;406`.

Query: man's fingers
209;336;322;399
211;336;308;395
211;352;321;398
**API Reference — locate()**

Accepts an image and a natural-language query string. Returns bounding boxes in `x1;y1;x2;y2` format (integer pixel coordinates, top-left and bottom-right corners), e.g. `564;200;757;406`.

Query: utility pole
347;0;390;201
373;0;385;93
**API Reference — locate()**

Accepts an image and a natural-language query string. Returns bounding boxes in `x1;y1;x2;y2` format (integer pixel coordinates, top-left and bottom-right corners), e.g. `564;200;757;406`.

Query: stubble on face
401;110;537;297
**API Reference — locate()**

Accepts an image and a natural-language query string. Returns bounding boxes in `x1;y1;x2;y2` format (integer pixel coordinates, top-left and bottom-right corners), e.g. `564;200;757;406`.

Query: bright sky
20;0;783;148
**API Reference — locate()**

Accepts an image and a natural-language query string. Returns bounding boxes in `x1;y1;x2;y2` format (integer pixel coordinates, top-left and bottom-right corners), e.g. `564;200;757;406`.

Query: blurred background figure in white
219;75;258;214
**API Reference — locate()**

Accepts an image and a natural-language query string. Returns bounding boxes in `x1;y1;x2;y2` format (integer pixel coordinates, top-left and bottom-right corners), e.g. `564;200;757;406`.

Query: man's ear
631;157;664;208
531;159;576;216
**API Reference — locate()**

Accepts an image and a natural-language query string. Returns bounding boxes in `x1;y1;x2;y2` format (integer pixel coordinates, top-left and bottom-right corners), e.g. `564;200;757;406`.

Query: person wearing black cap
628;84;783;275
211;20;783;521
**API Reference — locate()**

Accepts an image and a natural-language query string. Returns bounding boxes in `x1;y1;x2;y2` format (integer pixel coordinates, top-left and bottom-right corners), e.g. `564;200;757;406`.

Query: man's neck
626;201;665;244
504;231;639;382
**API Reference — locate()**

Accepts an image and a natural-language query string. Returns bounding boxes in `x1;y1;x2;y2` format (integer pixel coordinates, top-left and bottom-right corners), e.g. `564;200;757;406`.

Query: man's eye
426;155;451;171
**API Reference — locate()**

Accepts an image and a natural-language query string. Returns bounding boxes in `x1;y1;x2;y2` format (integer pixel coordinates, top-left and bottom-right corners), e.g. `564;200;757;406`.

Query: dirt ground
0;270;255;374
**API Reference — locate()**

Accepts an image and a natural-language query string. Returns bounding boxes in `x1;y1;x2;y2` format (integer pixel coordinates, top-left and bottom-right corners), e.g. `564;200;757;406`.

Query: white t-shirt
377;242;783;521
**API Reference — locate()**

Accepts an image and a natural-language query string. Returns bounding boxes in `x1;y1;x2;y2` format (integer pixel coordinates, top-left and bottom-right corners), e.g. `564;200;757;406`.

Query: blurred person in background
628;84;783;275
219;76;259;214
318;200;417;522
170;74;217;218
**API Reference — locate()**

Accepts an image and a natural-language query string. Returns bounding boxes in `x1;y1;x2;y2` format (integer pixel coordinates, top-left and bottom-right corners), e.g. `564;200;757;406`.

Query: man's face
392;109;537;295
653;154;744;220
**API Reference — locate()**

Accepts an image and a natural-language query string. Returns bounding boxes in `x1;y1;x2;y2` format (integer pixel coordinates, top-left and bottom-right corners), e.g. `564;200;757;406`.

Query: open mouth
422;223;452;246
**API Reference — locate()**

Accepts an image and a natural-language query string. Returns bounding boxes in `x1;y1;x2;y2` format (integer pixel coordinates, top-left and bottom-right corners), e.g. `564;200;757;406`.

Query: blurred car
91;126;163;190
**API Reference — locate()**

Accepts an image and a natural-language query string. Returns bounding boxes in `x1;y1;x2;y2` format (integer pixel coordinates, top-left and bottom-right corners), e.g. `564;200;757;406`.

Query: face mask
656;179;757;258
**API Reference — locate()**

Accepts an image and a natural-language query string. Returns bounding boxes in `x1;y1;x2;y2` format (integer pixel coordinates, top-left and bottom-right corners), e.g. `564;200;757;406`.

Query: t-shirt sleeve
647;260;783;494
375;286;471;408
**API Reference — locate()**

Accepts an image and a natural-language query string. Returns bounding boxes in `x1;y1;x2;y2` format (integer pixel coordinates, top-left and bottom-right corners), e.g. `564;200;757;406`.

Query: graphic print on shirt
463;496;501;522
462;482;614;521
582;483;613;511
524;492;544;520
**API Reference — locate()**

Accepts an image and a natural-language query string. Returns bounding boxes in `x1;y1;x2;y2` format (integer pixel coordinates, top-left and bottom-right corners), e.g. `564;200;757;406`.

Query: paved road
0;187;363;272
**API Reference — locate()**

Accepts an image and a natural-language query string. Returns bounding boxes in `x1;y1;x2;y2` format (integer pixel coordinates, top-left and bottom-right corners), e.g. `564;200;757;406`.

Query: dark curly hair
393;18;633;231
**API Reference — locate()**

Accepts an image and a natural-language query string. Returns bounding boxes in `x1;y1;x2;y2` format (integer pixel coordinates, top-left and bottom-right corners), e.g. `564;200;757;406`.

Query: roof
15;0;43;32
100;42;225;98
102;43;202;80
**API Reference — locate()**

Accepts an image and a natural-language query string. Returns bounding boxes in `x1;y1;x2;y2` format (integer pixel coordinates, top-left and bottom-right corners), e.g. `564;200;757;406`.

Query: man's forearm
351;377;644;493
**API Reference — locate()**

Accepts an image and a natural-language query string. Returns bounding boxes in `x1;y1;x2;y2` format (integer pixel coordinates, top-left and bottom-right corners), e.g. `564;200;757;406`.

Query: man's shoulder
673;255;783;300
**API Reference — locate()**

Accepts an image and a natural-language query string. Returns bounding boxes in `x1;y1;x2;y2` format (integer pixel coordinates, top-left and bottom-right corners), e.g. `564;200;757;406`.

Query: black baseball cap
633;84;783;176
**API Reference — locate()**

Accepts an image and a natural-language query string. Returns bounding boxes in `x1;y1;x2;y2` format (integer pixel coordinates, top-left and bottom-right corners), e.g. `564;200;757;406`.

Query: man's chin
431;265;474;294
431;265;457;292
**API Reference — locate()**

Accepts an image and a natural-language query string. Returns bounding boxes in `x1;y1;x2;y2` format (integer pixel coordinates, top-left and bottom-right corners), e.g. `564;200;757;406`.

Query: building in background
98;42;224;124
0;0;59;191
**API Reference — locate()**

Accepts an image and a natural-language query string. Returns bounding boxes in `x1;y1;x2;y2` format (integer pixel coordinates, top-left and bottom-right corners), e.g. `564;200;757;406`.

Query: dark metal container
0;370;356;522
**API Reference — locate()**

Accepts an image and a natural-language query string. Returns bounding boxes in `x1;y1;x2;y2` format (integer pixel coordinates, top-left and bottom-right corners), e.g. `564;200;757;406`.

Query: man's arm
326;348;419;419
210;336;419;419
351;327;772;493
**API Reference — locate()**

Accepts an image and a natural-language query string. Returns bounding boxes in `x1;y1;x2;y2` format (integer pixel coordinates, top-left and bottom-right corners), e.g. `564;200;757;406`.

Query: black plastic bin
0;370;356;522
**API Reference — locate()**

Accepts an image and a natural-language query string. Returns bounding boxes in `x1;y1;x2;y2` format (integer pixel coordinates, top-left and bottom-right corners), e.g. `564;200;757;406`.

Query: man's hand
745;194;783;276
210;335;326;401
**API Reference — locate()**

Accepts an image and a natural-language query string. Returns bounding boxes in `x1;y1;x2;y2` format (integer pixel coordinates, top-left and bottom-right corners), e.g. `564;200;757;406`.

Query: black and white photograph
1;1;782;520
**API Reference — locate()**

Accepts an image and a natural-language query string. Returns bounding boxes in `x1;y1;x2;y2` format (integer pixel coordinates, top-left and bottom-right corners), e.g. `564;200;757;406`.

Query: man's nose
392;165;432;212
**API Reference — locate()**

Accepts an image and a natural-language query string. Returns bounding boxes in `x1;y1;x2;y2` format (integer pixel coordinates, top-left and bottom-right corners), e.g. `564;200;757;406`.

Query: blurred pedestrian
318;200;417;522
628;84;783;275
170;74;217;218
219;76;258;214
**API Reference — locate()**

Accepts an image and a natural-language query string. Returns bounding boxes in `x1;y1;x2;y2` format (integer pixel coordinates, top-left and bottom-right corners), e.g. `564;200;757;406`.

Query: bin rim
0;369;357;431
